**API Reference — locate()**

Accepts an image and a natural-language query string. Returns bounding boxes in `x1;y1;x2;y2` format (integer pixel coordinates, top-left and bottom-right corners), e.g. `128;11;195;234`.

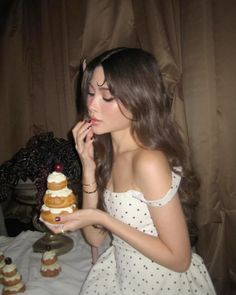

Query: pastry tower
40;165;78;225
1;257;25;295
40;246;61;277
0;252;5;284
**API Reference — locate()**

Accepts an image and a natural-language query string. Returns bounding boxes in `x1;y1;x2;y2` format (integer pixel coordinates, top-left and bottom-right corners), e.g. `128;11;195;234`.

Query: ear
82;59;87;72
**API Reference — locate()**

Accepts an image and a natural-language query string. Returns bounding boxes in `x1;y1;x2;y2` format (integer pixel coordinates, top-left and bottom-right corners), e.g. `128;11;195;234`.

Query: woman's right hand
72;120;96;173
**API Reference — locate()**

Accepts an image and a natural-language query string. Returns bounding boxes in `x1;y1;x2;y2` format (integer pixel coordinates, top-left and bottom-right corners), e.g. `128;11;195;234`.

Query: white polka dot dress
80;171;216;295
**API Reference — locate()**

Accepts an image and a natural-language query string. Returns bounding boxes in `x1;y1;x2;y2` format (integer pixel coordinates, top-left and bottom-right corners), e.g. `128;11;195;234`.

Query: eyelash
103;97;114;102
87;92;114;102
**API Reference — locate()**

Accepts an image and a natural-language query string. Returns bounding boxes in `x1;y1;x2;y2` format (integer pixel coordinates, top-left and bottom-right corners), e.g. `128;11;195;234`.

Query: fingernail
55;217;61;222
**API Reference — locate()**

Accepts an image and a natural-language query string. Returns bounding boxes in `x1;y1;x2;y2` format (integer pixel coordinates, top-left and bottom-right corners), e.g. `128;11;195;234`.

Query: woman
49;48;216;294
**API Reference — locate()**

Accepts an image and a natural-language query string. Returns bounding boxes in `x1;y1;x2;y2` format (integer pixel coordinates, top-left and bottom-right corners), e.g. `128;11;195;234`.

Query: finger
65;211;80;222
74;122;92;142
47;223;66;234
54;211;80;223
72;121;87;140
53;226;64;234
72;120;85;136
76;133;94;154
85;128;94;143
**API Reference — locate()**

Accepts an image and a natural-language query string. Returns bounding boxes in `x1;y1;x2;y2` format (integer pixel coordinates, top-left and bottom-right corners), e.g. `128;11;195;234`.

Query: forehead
90;66;106;87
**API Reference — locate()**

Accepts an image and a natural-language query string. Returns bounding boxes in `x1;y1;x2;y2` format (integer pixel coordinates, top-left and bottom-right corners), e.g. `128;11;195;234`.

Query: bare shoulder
133;149;172;200
133;149;170;179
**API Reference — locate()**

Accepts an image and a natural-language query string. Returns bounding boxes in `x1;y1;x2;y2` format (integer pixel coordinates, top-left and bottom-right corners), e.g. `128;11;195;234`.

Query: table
0;230;110;294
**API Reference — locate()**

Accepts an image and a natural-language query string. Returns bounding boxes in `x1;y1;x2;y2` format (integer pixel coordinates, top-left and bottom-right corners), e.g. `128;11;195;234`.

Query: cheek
102;101;120;117
104;103;131;128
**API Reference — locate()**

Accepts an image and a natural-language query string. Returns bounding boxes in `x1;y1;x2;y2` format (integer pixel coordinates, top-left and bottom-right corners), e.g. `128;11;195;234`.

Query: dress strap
132;167;182;207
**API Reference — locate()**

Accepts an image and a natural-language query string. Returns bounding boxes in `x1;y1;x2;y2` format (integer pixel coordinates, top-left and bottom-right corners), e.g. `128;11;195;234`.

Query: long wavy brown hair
77;47;199;246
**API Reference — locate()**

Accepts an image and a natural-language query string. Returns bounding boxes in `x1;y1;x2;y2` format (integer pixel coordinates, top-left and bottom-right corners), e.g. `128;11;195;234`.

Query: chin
94;131;109;136
92;126;108;135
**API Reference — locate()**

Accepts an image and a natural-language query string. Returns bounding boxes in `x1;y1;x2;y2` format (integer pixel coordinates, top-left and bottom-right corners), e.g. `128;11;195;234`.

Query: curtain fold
0;0;31;163
181;1;236;293
132;0;188;140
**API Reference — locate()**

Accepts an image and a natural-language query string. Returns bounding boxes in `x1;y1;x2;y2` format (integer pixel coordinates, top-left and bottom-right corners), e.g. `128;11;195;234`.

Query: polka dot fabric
80;190;216;294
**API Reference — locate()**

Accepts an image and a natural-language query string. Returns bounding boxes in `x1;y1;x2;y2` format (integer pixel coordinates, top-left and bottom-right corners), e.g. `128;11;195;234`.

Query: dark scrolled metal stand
32;230;74;256
32;213;74;256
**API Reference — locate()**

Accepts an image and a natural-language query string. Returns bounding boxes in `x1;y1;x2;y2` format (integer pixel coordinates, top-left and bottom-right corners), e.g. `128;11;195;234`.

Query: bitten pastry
40;168;78;225
0;252;5;284
2;257;25;294
40;250;61;277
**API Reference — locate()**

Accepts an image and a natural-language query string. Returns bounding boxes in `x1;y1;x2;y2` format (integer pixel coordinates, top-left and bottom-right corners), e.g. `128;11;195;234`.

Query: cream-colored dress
80;171;216;295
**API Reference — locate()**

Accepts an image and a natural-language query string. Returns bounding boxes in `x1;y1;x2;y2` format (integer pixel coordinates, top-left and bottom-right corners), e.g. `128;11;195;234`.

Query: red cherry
54;163;64;172
5;257;12;264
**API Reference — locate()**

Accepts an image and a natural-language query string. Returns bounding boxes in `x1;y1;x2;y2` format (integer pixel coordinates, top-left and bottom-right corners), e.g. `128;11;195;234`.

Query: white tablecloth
0;230;109;295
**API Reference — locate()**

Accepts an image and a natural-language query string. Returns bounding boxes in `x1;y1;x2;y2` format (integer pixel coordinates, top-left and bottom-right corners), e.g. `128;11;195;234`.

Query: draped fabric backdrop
0;1;235;294
181;2;236;294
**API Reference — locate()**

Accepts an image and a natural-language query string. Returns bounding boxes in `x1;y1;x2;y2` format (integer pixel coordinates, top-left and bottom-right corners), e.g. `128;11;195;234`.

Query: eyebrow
88;82;110;91
99;86;110;91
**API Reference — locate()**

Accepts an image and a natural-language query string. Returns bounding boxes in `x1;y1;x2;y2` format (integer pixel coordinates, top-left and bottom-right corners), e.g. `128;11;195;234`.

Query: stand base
32;232;74;256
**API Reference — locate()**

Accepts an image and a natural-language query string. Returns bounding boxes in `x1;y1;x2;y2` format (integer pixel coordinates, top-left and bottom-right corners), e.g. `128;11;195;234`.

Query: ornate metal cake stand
32;231;74;256
32;214;74;255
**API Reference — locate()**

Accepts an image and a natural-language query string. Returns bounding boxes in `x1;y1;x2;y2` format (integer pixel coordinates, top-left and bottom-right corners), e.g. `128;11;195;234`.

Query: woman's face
87;66;132;135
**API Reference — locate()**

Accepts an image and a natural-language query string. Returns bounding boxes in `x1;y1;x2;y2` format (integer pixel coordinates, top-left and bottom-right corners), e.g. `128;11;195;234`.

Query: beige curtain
0;0;184;163
0;0;235;293
132;0;188;140
181;1;236;294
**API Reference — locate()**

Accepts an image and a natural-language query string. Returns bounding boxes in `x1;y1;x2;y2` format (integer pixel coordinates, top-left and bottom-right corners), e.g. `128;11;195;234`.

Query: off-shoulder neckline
105;189;143;195
104;169;182;196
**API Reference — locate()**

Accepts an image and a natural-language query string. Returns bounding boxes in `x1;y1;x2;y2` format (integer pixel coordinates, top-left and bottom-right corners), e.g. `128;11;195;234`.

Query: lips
90;118;101;125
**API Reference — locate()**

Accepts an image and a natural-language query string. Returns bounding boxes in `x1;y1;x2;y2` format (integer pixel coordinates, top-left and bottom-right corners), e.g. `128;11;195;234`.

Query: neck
111;129;139;154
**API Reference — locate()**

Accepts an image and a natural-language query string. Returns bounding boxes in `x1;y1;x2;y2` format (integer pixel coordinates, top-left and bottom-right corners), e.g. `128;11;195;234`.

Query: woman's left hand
45;209;103;234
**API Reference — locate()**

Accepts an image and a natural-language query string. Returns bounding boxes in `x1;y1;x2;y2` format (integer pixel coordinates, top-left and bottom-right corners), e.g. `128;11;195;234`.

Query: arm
52;191;190;272
96;150;191;272
80;180;108;247
127;150;191;271
72;120;108;246
100;194;191;272
63;150;191;271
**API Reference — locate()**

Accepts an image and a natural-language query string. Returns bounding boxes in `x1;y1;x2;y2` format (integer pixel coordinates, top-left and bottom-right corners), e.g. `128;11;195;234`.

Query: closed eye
103;97;115;102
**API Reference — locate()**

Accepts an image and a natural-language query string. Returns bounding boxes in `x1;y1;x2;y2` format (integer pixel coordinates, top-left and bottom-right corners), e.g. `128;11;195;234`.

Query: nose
87;94;98;115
